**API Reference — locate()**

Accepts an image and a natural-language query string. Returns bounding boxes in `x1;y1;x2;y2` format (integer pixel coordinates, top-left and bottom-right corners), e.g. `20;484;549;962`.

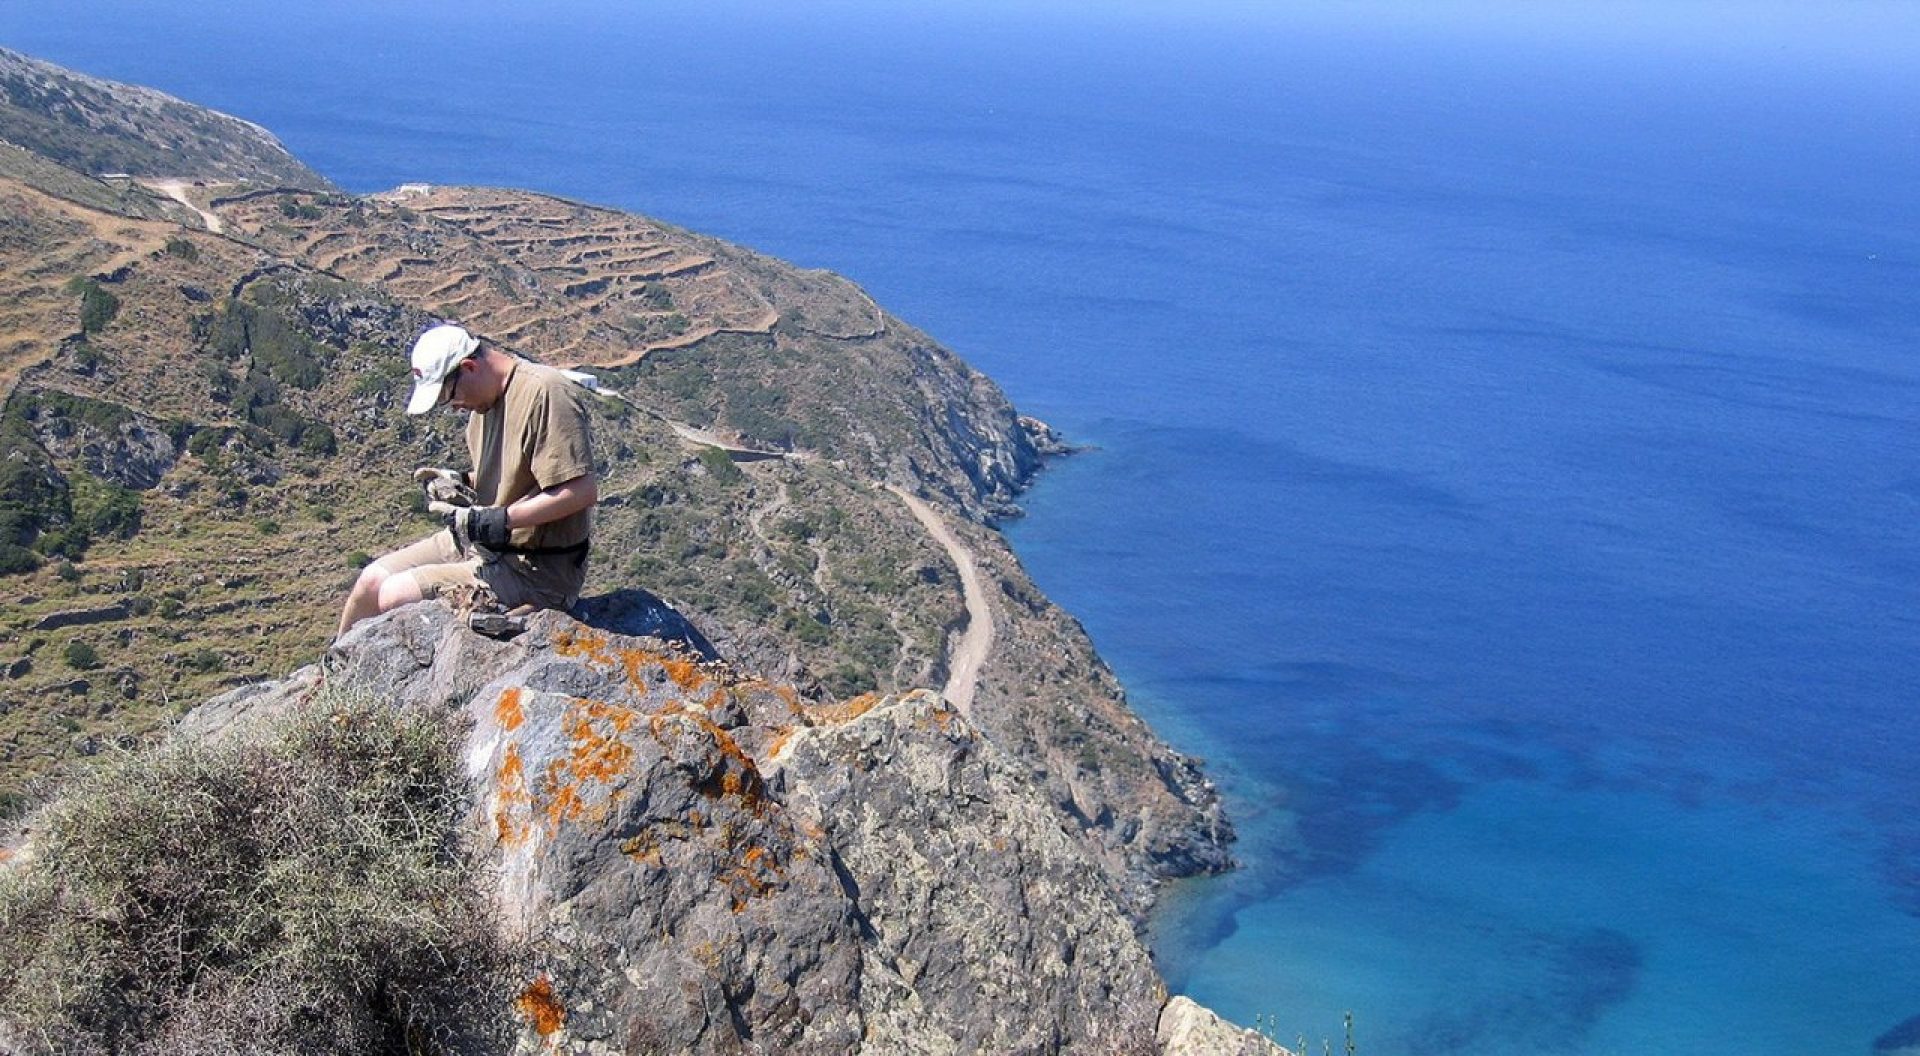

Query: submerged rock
1876;1012;1920;1056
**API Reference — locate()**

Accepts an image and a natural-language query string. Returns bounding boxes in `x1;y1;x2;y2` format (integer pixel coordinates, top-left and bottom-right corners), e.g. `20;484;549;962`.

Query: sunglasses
438;361;466;406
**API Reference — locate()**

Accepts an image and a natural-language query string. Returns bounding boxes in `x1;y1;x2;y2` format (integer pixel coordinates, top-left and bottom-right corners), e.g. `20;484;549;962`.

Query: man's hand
413;466;476;508
430;501;510;552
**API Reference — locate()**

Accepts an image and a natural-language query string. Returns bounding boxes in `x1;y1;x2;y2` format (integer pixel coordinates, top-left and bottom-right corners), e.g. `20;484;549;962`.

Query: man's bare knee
376;570;425;612
351;562;390;597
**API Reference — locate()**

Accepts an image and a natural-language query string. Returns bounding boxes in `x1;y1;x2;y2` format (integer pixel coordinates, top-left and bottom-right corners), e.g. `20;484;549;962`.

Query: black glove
430;501;510;552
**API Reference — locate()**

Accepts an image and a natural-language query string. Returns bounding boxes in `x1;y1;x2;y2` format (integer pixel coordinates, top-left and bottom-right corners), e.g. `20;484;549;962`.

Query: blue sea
8;2;1919;1052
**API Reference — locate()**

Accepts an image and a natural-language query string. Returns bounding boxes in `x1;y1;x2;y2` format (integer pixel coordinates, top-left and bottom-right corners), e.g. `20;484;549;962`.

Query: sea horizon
7;2;1920;1052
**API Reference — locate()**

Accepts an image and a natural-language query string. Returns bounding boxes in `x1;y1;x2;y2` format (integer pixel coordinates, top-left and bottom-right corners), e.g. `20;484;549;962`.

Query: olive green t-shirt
465;359;594;604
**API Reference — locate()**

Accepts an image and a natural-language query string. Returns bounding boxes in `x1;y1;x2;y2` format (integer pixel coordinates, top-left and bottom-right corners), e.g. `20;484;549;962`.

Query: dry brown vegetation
0;690;515;1055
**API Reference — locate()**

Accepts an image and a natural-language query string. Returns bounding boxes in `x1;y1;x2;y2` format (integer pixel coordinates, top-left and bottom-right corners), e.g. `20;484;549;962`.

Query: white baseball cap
405;324;479;415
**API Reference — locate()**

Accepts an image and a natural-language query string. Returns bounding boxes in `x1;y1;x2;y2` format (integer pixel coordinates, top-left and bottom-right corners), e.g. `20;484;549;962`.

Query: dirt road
885;485;993;716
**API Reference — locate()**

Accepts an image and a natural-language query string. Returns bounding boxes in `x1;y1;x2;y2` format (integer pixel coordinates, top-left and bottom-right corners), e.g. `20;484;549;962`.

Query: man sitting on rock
337;323;597;638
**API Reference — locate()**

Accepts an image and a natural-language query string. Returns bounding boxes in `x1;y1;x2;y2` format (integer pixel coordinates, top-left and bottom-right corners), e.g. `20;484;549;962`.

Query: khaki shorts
374;531;570;611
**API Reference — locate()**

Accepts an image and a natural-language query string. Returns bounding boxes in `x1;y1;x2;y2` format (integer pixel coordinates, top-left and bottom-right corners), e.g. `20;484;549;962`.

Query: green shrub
297;422;337;456
0;421;66;571
63;640;100;670
72;340;104;374
70;278;121;335
198;361;236;402
68;473;141;543
782;609;830;645
0;692;516;1054
696;445;743;485
185;648;223;674
0;544;39;575
625;554;665;579
186;428;227;462
162;237;200;261
350;355;410;398
638;282;674;310
722;561;779;619
823;662;875;699
209;296;326;390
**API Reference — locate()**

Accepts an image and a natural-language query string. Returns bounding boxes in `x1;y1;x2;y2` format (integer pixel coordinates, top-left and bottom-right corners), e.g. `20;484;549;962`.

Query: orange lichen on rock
661;655;708;692
542;757;586;831
496;687;525;731
536;698;643;834
553;626;713;698
679;716;774;818
514;974;567;1037
619;831;663;866
642;702;770;816
726;844;786;911
804;692;885;725
550;627;612;667
494;746;532;847
566;701;637;782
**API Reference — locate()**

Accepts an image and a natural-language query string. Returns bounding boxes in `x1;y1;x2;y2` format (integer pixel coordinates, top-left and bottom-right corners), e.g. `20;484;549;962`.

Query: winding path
885;485;993;716
642;413;990;711
140;178;226;234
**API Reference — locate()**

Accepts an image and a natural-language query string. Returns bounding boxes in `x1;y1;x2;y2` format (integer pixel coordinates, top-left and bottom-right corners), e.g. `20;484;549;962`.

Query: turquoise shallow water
7;2;1920;1051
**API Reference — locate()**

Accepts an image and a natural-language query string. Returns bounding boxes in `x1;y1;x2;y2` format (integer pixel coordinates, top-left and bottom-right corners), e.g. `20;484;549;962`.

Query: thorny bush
0;692;518;1055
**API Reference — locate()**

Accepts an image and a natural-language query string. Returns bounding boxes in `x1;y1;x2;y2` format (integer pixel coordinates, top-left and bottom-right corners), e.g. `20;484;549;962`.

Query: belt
500;539;591;558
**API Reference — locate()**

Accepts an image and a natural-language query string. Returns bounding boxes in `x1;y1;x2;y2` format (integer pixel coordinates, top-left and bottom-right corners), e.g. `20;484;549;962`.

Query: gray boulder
178;600;1226;1053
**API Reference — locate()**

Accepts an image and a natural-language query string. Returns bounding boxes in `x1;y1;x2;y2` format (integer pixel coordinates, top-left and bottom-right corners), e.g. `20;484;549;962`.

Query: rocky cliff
0;47;331;190
0;48;1262;1054
168;601;1173;1053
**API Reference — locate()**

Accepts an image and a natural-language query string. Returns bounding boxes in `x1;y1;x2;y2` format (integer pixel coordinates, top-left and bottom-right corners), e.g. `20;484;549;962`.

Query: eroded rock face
189;601;1175;1054
773;692;1166;1055
30;412;180;491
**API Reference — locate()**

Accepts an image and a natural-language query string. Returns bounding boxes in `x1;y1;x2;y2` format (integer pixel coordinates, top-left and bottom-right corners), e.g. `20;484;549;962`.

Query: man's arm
504;472;597;530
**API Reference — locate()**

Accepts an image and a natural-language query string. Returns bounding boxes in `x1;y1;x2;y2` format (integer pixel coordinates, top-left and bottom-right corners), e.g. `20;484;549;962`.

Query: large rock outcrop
184;599;1194;1053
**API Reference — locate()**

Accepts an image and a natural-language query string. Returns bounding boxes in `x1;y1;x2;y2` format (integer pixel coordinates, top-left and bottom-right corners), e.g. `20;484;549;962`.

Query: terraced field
0;181;180;403
212;185;786;366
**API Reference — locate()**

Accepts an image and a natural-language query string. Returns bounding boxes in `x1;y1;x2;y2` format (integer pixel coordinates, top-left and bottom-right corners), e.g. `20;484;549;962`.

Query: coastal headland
0;45;1266;1053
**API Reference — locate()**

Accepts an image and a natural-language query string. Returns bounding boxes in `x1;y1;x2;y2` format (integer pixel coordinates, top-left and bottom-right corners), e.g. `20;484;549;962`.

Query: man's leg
336;532;473;637
338;562;395;636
